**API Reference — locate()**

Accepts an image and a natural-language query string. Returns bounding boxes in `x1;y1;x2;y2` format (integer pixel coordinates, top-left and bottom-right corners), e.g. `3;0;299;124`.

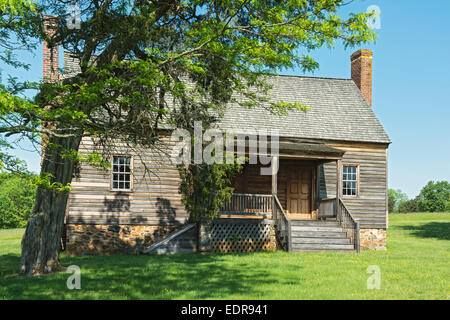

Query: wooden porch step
291;231;348;238
292;237;351;245
291;226;343;233
290;220;339;227
292;248;355;253
292;243;355;251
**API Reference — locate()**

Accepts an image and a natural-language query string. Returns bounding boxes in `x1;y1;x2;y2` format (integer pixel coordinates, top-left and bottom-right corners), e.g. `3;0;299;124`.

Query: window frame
110;155;134;192
342;163;360;198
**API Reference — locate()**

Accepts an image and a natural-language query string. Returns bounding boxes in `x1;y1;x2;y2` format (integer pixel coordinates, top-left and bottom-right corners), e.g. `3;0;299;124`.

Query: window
343;165;358;196
112;156;132;191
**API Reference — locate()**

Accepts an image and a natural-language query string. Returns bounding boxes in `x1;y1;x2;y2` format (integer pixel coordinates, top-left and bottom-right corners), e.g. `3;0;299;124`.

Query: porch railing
274;195;291;251
337;198;360;253
219;193;273;216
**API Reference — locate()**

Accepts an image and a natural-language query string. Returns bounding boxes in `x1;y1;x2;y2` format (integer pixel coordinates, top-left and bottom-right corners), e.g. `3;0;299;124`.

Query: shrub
398;198;420;213
179;162;242;222
0;173;37;229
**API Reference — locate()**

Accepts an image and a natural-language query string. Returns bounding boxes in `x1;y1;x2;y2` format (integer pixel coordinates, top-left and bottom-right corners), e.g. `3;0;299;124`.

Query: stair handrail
274;195;292;252
337;198;360;253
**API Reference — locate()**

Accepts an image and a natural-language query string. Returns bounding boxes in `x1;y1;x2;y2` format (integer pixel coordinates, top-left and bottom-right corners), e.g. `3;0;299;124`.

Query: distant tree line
389;181;450;213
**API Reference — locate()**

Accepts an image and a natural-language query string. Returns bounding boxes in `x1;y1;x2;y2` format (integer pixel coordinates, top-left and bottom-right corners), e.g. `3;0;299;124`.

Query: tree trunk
19;133;82;276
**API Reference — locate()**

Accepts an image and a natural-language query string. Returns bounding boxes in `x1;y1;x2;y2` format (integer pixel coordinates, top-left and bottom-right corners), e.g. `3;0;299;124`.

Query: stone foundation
360;228;386;250
66;223;384;255
65;224;181;256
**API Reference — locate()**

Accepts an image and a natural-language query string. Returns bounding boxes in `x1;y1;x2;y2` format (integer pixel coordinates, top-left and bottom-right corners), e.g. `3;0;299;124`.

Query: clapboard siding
320;143;388;229
67;134;188;226
68;135;388;229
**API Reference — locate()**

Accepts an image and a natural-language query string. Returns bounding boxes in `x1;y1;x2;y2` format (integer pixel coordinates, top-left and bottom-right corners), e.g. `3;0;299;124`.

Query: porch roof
278;140;345;160
233;137;345;160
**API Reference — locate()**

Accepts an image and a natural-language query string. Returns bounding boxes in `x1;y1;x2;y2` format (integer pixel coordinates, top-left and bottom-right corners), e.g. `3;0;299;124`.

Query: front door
287;166;314;219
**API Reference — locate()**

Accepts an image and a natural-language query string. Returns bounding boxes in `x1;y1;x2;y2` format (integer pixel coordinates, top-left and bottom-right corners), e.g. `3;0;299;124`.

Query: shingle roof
63;52;390;144
218;75;391;144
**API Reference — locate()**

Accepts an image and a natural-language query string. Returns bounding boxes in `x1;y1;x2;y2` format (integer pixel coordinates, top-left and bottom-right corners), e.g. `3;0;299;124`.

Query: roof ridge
63;51;351;82
269;73;351;81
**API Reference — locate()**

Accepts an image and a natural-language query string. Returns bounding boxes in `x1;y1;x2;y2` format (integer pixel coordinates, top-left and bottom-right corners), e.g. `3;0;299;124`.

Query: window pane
113;182;118;189
343;166;357;196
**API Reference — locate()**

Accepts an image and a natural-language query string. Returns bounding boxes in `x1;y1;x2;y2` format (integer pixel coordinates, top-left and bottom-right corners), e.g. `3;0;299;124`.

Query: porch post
271;156;278;219
336;159;342;218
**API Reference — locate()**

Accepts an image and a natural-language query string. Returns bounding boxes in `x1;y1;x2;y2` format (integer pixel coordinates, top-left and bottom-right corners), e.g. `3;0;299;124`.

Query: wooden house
54;48;390;255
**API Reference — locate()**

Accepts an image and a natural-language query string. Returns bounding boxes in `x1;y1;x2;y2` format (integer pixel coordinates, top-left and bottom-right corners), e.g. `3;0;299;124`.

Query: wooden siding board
68;135;188;226
69;137;388;229
319;143;388;229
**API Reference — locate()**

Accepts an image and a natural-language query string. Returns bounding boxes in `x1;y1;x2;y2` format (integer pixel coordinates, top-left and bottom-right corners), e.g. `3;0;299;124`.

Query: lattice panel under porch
203;220;277;253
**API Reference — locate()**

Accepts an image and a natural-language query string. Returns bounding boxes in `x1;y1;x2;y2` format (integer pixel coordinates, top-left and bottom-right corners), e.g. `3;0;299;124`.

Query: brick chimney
351;49;373;106
41;15;59;163
42;15;59;82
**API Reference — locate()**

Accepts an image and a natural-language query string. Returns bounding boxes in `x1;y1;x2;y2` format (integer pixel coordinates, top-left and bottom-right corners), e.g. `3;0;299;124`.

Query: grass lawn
0;213;449;300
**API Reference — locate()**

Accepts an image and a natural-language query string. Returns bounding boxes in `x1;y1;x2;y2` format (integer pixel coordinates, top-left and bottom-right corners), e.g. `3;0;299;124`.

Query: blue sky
2;0;450;199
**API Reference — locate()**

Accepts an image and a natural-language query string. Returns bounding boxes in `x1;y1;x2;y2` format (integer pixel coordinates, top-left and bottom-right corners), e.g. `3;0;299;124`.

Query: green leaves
0;171;36;229
61;149;110;169
179;160;243;222
417;181;450;213
1;0;378;213
0;0;36;14
29;172;71;193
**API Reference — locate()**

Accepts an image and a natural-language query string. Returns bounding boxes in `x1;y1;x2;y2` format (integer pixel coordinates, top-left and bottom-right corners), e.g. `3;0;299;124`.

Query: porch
217;141;361;252
145;140;361;254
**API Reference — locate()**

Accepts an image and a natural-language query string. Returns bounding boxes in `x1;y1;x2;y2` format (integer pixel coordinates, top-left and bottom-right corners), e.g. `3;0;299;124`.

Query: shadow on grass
398;222;450;241
0;254;20;278
0;252;301;299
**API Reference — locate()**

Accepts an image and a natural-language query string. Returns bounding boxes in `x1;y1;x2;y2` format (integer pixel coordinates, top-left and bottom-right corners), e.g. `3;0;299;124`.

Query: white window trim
110;155;134;192
342;163;359;198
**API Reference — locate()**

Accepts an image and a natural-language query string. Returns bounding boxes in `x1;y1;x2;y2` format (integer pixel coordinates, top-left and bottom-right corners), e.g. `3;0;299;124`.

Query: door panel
287;167;312;216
